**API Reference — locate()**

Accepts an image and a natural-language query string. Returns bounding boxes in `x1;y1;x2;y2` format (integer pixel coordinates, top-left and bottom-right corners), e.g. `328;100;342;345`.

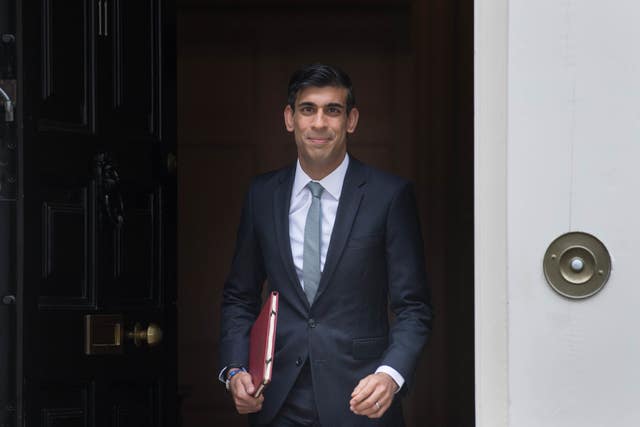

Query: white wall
477;0;640;426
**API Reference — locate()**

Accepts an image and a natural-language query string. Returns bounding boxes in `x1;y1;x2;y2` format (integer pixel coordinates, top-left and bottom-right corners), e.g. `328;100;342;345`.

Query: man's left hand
349;372;398;418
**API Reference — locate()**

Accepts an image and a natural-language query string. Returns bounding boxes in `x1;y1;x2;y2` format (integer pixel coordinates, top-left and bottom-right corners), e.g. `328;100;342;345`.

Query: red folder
249;291;279;397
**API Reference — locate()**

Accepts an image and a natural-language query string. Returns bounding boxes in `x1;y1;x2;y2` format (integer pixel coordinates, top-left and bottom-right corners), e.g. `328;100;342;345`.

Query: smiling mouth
307;136;331;144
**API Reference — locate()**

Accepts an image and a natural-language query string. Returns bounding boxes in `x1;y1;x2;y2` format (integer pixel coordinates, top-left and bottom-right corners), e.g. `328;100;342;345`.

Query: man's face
284;86;359;174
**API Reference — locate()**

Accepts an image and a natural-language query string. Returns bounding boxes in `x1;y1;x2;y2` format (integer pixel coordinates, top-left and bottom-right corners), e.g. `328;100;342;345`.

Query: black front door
14;0;177;424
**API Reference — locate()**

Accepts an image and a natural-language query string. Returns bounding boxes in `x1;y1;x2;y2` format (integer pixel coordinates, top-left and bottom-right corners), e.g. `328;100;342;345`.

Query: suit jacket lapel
273;164;311;310
314;157;367;303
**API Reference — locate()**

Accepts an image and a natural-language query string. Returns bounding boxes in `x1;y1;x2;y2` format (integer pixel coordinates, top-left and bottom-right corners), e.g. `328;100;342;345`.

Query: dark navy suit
219;157;432;426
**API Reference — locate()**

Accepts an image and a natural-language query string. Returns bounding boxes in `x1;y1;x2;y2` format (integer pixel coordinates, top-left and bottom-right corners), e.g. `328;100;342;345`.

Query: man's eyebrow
296;101;345;108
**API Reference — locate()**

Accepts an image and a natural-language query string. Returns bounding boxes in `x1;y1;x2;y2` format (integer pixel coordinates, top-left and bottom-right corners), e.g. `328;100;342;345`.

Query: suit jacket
219;156;432;426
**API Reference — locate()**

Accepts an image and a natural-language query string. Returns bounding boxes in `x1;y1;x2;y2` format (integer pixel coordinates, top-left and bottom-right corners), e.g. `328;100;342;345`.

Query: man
219;64;432;426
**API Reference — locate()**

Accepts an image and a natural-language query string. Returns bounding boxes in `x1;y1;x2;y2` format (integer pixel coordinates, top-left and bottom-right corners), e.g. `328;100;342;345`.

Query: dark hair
287;64;356;114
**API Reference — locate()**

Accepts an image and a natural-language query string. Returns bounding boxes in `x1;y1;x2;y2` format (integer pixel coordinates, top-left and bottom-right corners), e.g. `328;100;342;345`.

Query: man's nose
311;110;327;128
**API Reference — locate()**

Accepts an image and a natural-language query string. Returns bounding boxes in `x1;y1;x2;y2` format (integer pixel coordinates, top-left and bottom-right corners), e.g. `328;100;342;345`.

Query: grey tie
303;182;324;305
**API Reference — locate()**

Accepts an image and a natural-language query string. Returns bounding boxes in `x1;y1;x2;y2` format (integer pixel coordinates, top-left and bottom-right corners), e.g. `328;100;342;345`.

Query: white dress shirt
290;154;405;391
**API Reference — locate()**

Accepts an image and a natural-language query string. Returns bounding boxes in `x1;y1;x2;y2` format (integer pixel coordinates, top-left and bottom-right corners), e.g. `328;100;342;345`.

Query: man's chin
303;146;331;159
307;138;331;145
300;150;346;169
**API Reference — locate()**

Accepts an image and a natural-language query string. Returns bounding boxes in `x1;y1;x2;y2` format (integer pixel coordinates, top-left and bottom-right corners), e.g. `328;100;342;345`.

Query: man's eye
301;107;314;114
327;107;342;115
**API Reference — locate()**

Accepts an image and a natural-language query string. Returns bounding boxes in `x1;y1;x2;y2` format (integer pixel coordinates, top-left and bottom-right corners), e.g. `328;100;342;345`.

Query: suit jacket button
308;318;316;328
295;357;302;367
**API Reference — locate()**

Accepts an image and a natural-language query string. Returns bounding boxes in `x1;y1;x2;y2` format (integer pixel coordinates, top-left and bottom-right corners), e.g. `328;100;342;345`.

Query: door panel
108;0;161;140
39;185;96;308
105;380;160;427
102;188;162;306
38;0;95;132
37;382;93;427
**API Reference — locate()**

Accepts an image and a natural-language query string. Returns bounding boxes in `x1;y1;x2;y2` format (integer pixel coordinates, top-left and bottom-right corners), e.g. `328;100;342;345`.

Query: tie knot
307;182;324;198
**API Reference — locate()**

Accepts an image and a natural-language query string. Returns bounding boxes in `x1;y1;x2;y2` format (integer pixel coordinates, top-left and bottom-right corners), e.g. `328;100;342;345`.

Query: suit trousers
258;359;320;427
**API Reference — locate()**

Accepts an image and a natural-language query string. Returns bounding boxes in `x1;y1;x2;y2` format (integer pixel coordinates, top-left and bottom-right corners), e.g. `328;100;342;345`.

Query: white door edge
474;0;509;425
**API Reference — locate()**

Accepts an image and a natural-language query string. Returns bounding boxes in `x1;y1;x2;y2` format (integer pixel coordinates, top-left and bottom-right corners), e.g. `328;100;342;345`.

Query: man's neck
298;153;346;181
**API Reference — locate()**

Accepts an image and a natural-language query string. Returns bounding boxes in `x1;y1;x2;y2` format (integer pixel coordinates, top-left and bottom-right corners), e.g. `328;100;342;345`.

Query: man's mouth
307;136;331;144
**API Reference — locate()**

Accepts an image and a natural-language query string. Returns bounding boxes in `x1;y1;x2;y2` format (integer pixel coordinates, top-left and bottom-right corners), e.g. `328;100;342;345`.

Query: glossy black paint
14;0;177;424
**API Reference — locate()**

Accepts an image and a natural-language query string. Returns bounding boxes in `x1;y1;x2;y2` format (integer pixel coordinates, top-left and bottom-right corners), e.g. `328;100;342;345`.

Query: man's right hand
229;371;264;414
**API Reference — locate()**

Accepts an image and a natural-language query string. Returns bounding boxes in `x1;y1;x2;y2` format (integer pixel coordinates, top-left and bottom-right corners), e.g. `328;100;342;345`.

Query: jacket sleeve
218;181;266;372
380;182;433;392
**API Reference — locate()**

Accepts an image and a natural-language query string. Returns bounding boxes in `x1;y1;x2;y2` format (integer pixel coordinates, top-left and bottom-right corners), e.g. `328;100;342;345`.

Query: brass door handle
126;322;163;347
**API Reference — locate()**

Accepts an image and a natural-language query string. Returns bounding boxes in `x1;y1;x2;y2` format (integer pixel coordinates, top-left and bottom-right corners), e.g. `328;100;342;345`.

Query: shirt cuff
375;365;405;393
218;366;229;384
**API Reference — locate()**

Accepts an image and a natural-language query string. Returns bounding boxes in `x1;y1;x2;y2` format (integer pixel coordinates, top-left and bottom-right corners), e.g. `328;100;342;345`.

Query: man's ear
346;107;359;134
284;105;294;132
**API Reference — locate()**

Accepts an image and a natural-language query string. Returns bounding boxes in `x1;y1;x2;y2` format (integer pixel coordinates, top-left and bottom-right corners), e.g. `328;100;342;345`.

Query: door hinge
0;80;17;200
0;79;16;122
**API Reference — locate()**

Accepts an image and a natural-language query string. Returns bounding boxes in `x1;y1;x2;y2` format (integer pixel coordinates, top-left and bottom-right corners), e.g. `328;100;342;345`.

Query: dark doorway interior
177;1;473;426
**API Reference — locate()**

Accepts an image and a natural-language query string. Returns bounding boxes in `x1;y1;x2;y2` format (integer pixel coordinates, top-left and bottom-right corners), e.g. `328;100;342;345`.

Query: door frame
474;0;509;425
15;0;25;423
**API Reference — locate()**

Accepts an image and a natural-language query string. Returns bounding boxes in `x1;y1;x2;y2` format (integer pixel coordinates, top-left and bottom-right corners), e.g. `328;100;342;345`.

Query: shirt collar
292;153;350;201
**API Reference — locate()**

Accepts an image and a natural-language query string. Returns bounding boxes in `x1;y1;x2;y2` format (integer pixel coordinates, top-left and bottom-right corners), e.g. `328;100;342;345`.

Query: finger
230;374;249;400
236;389;263;407
351;390;379;413
239;372;256;395
350;376;376;405
361;391;389;416
234;390;263;414
237;396;263;414
351;376;374;401
246;396;264;414
231;373;262;413
367;399;391;419
360;393;392;418
360;397;388;419
353;376;396;415
351;376;370;398
353;386;387;415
